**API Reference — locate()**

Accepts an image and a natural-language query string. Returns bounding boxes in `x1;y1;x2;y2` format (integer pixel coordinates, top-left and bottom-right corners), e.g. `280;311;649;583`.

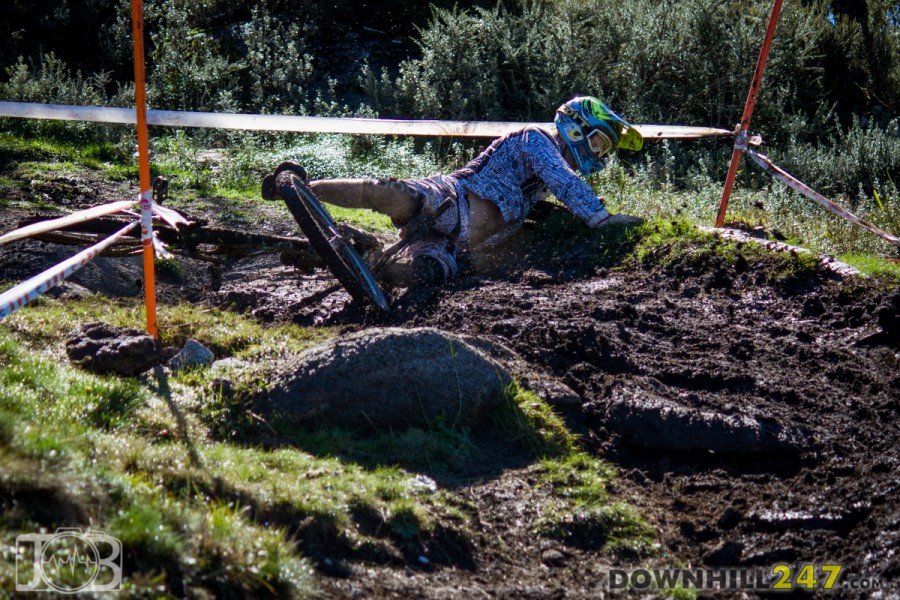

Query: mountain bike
262;162;453;314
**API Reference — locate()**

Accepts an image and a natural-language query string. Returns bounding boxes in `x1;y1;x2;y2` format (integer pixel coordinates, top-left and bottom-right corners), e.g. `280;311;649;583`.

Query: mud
2;169;898;597
271;227;896;597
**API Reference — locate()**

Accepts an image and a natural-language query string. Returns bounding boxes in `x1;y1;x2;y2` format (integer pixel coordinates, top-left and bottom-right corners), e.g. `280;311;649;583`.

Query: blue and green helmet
554;96;643;176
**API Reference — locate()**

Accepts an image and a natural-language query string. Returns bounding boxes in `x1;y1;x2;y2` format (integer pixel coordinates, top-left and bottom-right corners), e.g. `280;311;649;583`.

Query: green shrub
0;52;126;144
147;1;242;112
369;0;899;204
241;6;314;114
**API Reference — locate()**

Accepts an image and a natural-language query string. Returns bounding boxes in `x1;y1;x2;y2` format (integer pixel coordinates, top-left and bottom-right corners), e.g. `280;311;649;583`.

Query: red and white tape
0;221;139;319
745;149;900;247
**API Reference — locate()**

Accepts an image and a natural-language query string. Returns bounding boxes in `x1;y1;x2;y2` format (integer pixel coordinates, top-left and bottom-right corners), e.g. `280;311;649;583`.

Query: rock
876;289;900;337
702;541;743;566
45;282;92;300
168;339;215;371
604;387;811;455
65;322;160;376
259;327;513;430
540;548;568;567
717;507;742;530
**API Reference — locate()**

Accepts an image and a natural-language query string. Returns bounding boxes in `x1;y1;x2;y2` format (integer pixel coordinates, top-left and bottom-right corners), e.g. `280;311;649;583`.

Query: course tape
746;149;900;247
0;200;136;246
0;221;139;320
0;101;733;139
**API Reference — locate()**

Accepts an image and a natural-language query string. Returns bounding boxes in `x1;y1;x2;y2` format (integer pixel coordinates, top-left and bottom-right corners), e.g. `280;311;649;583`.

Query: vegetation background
1;3;899;596
1;0;899;257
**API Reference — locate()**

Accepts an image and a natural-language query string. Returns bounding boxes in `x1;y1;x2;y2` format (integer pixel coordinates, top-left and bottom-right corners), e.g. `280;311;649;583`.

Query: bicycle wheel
275;171;389;313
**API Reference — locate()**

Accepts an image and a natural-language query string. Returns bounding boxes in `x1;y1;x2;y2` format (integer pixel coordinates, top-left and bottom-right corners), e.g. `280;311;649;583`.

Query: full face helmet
554;96;643;176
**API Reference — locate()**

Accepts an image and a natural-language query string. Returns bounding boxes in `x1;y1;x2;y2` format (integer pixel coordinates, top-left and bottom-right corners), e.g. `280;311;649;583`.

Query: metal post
131;0;158;338
715;0;784;228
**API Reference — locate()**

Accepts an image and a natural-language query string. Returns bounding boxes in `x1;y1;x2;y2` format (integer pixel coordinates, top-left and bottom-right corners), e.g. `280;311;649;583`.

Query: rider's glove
591;213;644;228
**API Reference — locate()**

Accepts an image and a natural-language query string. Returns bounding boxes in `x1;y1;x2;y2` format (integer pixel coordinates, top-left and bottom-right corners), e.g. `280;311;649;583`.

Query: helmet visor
586;129;613;158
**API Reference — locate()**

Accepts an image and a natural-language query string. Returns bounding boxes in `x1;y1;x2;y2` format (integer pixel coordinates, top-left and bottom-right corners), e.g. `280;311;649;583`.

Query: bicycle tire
275;172;389;313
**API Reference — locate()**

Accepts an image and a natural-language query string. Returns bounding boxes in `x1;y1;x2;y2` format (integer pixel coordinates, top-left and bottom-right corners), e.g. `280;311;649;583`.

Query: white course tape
0;221;139;320
0;200;136;246
0;101;733;139
746;149;900;247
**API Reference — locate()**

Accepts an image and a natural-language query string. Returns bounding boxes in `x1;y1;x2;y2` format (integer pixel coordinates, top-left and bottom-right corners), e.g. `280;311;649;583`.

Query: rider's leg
381;237;457;288
310;179;423;226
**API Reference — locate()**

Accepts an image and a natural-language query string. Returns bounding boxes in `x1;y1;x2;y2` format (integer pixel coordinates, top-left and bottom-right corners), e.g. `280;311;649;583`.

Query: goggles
586;129;614;158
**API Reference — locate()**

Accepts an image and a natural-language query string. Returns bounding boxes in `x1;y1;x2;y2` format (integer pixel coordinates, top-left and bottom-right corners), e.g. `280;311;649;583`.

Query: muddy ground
1;168;898;599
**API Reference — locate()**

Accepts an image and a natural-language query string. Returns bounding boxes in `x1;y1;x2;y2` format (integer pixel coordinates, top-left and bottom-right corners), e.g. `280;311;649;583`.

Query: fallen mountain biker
298;96;645;286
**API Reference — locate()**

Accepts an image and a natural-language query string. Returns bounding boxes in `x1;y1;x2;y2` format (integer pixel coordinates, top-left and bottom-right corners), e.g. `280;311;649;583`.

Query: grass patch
334;424;477;472
537;502;654;558
0;333;146;433
494;381;577;457
325;203;395;234
2;295;331;359
0;132;125;169
533;453;654;557
0;295;489;594
597;158;900;261
537;453;617;504
840;253;900;281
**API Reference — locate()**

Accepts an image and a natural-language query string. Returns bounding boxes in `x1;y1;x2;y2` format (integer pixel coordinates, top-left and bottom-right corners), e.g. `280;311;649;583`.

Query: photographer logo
16;528;122;593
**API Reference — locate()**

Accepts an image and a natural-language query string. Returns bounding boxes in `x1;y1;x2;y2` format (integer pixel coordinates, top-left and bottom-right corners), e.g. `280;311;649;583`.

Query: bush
0;52;128;144
374;1;895;131
147;0;243;112
241;6;314;114
781;116;900;199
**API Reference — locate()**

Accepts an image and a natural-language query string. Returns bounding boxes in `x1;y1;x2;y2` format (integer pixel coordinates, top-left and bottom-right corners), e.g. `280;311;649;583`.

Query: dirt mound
66;321;161;376
394;240;899;589
215;227;896;592
260;327;513;430
604;384;812;455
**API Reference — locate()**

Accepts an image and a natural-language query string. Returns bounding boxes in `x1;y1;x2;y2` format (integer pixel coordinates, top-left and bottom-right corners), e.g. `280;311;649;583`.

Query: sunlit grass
534;454;654;558
597;158;900;261
839;253;900;280
0;295;469;596
494;382;577;457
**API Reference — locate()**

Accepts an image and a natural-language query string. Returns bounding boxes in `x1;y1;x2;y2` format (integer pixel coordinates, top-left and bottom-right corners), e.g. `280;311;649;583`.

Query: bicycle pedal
261;173;278;200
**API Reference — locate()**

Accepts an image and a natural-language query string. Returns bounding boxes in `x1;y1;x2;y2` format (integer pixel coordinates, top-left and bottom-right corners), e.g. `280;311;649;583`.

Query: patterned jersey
451;126;609;247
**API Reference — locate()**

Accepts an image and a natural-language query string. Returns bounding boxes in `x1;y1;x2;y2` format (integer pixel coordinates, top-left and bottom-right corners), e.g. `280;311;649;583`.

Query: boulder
65;322;161;376
260;327;514;430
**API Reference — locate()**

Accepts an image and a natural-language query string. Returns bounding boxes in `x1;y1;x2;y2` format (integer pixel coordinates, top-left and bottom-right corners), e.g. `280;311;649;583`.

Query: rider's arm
523;130;610;227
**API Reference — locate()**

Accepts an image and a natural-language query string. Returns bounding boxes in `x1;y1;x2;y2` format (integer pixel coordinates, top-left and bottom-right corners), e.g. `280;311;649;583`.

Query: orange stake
716;0;784;228
131;0;158;338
